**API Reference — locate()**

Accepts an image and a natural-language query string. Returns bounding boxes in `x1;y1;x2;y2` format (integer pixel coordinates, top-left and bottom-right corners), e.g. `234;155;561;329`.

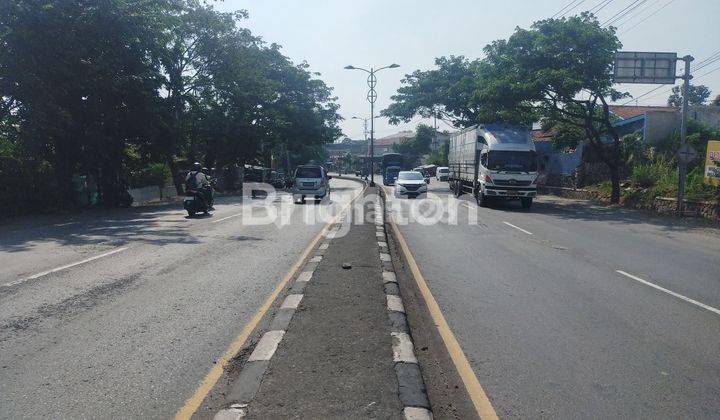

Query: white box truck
448;124;538;209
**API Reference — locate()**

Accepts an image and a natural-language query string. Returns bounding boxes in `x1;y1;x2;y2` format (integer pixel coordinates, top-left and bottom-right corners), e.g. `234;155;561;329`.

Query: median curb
212;214;349;420
375;193;434;420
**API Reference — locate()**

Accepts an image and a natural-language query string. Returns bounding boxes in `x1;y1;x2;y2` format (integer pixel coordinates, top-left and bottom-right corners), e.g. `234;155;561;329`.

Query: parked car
291;164;331;204
394;171;428;198
436;166;449;181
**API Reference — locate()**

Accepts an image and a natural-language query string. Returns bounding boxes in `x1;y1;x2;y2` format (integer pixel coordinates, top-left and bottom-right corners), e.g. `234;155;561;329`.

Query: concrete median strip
211;211;351;419
375;196;433;418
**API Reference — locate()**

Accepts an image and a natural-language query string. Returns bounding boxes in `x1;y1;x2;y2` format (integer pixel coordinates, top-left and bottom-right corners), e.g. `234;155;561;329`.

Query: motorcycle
183;188;210;216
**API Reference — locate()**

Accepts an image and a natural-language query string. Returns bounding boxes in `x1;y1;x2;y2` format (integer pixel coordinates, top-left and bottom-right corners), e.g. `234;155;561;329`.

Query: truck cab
383;166;402;186
448;124;538;209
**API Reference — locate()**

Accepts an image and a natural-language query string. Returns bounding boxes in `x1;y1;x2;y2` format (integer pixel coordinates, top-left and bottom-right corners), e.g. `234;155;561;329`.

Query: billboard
613;52;677;84
705;141;720;186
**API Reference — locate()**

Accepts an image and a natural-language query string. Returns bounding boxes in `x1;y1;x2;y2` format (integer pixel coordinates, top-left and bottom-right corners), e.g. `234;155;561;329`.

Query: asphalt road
0;178;363;419
383;178;720;418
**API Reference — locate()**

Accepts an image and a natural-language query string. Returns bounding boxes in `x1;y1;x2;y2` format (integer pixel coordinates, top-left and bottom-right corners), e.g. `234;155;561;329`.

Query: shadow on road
0;195;246;253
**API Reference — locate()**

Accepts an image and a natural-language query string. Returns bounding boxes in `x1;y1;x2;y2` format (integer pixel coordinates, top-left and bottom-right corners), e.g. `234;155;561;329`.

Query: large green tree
0;0;174;206
0;0;341;213
382;56;483;128
482;13;627;202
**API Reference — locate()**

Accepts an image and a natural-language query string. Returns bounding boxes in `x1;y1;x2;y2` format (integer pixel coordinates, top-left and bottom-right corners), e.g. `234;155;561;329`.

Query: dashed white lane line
3;247;129;288
211;212;243;223
616;270;720;316
280;294;303;310
309;255;323;263
247;330;285;361
391;332;418;364
502;221;533;235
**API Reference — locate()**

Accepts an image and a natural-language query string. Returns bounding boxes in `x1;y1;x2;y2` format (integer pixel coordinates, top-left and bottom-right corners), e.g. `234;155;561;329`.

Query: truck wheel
521;197;533;209
475;189;488;207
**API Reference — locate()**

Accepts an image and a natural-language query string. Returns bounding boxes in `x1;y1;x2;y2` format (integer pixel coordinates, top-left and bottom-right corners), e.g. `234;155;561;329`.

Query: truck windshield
487;151;537;172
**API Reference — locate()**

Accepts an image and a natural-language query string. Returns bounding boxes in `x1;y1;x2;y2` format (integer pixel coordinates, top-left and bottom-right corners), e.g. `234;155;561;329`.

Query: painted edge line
502;221;532;235
4;247;129;288
616;270;720;316
389;214;498;420
175;181;367;420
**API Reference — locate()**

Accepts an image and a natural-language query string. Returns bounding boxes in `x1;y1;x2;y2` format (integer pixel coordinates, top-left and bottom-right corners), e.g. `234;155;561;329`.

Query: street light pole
345;63;400;186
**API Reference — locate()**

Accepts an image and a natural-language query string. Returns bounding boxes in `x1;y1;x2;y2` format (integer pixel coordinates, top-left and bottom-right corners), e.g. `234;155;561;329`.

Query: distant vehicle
448;124;538;209
436;166;449;181
291;164;331;204
383;166;402;186
394;171;427;198
381;153;403;185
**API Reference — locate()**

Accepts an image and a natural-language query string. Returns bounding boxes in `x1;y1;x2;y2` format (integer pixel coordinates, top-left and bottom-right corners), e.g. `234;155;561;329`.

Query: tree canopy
667;84;711;107
0;0;341;213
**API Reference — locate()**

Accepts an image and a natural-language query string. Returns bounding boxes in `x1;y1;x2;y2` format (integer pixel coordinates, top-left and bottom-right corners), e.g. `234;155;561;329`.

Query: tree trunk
167;157;184;196
609;162;620;204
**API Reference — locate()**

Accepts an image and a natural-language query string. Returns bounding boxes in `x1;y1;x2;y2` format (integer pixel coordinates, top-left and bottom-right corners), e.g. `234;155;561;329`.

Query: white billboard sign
613;51;677;84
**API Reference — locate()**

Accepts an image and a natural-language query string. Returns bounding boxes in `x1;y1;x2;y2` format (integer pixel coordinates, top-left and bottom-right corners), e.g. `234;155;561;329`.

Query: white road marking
391;332;418;364
382;271;397;284
387;295;405;313
403;407;433;420
296;271;313;283
247;330;285;361
616;270;720;316
4;247;129;288
380;253;391;262
211;212;243;223
309;255;322;263
503;221;533;235
319;243;329;250
280;294;303;310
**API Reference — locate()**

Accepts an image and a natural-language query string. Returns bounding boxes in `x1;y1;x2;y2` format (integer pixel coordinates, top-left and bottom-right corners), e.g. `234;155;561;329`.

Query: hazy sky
217;0;720;140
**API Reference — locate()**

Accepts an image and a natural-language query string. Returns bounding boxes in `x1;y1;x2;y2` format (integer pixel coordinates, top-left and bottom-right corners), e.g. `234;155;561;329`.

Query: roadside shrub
631;155;674;188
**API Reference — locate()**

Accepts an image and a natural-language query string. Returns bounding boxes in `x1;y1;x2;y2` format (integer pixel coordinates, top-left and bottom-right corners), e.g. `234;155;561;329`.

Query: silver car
292;165;331;204
394;171;428;198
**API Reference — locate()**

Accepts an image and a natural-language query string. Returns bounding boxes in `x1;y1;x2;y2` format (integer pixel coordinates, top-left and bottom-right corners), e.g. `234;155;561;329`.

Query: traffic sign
614;51;677;84
677;144;697;164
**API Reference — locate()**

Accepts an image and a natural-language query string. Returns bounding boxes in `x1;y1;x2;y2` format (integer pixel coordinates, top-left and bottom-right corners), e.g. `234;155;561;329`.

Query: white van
436;167;449;181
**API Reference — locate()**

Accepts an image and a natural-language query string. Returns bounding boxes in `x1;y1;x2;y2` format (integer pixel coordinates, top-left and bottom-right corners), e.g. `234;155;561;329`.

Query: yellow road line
175;181;366;420
389;216;498;420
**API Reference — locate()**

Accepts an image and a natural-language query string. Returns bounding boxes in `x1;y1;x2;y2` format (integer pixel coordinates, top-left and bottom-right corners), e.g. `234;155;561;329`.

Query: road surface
383;178;720;418
0;178;363;419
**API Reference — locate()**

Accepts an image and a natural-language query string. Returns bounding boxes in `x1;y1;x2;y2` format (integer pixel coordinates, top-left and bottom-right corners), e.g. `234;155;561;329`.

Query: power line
560;0;588;17
619;0;675;34
590;0;615;13
603;0;648;27
551;0;583;18
693;51;720;70
613;0;660;28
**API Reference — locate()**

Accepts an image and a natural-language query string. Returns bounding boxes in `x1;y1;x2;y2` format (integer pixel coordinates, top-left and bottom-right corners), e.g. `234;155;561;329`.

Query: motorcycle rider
185;162;213;209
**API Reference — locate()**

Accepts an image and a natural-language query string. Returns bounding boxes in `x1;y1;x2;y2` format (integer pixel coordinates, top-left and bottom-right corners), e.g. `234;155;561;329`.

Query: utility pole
677;55;693;214
345;63;400;186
